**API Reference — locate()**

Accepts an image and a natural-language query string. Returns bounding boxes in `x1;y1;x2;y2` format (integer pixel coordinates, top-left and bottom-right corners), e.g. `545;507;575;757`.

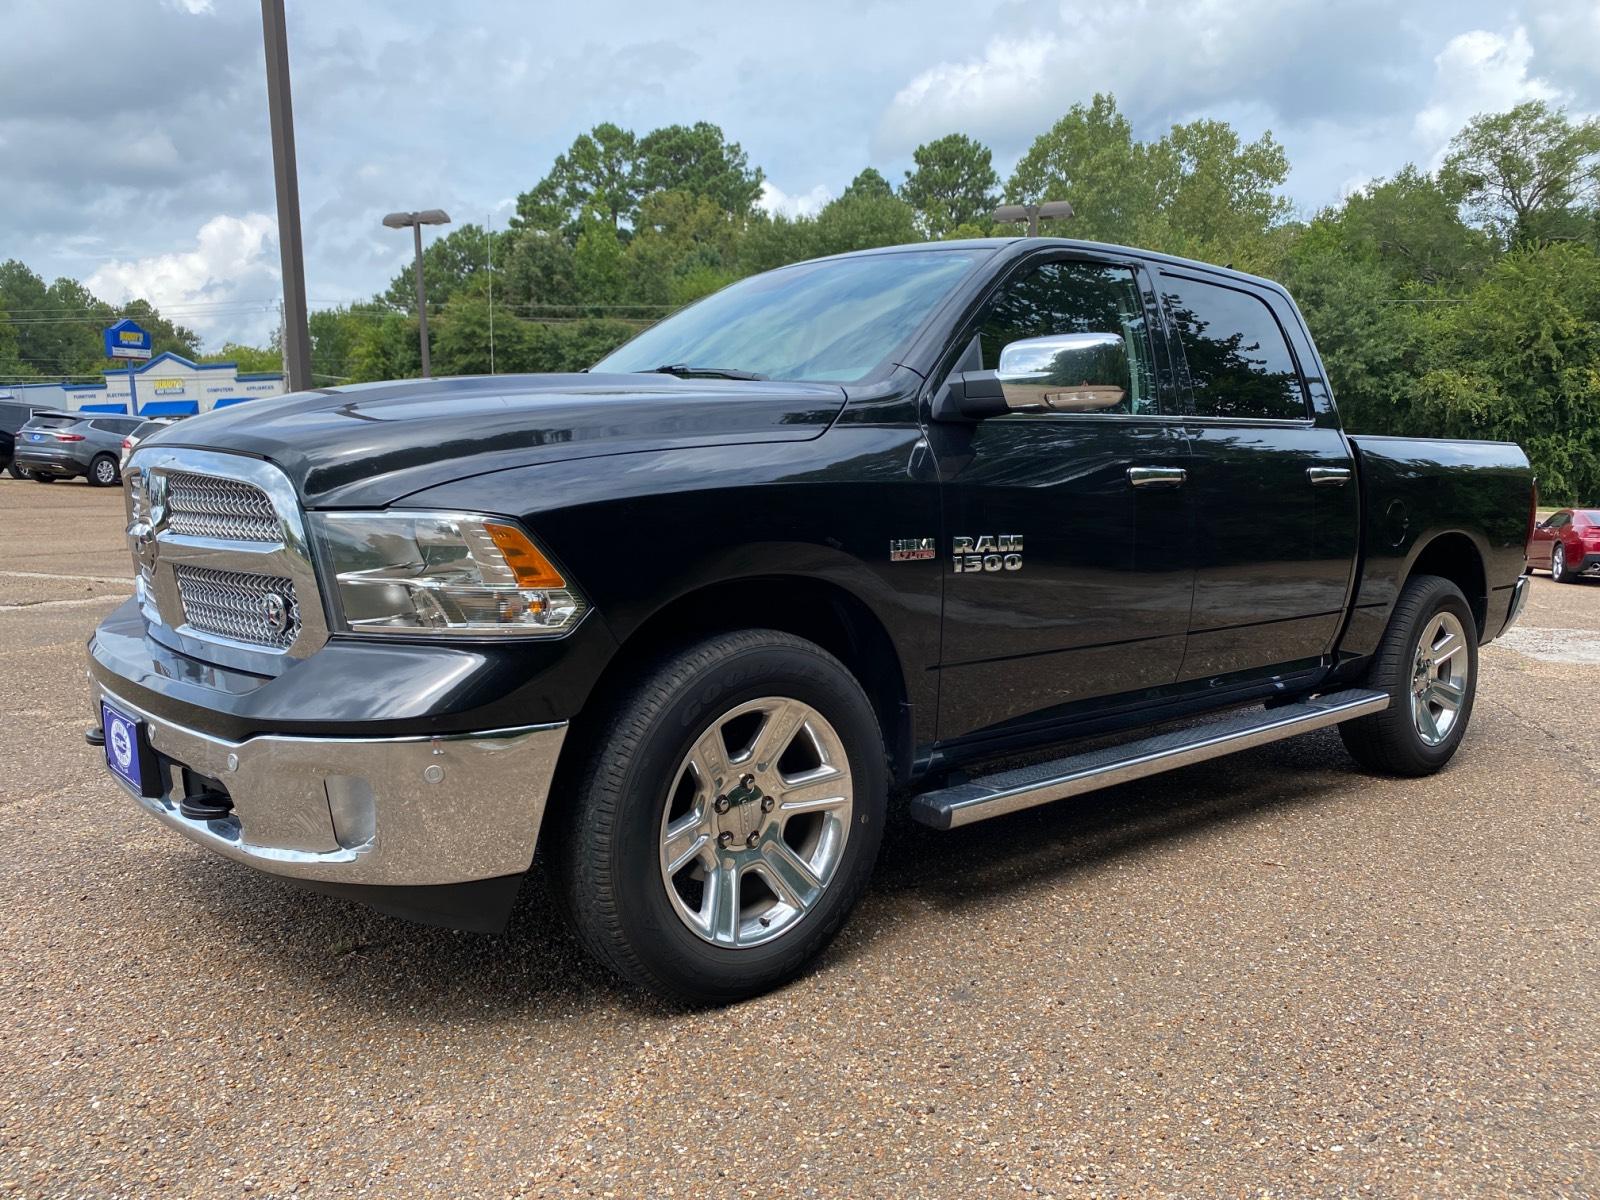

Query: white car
119;418;182;469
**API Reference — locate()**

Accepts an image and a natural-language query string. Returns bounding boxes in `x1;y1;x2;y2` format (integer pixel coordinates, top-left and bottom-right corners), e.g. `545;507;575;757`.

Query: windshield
593;249;987;383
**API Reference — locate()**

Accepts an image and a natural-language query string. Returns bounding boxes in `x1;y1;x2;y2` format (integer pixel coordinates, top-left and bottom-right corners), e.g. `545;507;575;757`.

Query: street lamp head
415;209;451;226
990;200;1075;234
382;212;414;229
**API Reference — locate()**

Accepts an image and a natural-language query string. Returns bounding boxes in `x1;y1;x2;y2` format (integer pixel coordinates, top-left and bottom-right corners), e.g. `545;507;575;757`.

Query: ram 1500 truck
88;238;1535;1004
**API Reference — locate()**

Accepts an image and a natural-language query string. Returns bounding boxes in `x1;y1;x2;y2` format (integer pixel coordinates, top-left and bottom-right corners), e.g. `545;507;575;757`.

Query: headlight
311;511;587;637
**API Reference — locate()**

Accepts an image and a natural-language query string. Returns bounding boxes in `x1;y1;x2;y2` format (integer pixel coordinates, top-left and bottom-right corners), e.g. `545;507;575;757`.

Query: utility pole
260;0;312;392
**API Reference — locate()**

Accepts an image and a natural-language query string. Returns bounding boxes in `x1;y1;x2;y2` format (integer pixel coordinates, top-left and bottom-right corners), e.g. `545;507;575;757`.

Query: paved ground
1;475;1596;1199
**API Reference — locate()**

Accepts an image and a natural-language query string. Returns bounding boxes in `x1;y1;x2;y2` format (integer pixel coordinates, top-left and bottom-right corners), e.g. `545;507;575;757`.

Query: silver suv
14;411;142;486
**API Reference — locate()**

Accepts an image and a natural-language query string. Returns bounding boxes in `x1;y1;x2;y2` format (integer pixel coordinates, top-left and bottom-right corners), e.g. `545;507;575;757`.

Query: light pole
991;200;1075;237
383;209;451;378
260;0;312;392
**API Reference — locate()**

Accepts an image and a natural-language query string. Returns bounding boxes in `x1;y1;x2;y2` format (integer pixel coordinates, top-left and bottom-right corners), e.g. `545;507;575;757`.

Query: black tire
1551;543;1572;583
4;460;23;480
1339;574;1478;776
88;454;120;488
31;473;54;483
555;629;887;1005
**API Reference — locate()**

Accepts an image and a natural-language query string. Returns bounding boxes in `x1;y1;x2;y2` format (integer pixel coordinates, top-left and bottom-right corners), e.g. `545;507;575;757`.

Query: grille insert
174;565;300;649
166;471;279;542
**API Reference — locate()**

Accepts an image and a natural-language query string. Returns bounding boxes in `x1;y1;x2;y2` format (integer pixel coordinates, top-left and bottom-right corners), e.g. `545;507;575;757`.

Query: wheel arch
1404;531;1488;637
566;573;914;787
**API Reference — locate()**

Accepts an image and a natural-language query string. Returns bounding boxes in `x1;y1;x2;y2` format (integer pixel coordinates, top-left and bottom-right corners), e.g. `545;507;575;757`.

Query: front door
930;256;1194;742
1156;270;1359;682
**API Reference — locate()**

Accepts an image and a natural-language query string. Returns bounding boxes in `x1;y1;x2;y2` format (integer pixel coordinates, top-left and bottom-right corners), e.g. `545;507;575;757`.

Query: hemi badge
889;538;936;562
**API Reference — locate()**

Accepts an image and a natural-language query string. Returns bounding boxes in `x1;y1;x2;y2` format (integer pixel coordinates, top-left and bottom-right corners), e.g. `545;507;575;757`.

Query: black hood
150;373;848;508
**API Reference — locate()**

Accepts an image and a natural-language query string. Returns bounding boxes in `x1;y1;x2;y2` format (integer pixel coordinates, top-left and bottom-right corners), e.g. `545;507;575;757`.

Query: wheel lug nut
717;831;733;848
760;796;774;813
745;831;760;848
713;796;729;814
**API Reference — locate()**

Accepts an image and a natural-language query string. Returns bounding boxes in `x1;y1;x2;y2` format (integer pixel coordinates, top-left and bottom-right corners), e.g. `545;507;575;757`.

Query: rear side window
1161;274;1308;421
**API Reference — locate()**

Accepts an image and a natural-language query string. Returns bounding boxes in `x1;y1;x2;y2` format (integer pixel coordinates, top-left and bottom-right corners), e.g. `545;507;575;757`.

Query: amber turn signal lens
485;521;566;589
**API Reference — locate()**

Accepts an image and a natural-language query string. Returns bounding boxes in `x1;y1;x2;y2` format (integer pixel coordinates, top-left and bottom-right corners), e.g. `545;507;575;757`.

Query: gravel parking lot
2;476;1596;1198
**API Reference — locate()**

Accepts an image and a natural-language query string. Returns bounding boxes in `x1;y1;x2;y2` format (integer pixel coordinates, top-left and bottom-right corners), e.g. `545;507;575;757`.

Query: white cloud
88;214;281;347
1412;27;1563;163
758;180;832;219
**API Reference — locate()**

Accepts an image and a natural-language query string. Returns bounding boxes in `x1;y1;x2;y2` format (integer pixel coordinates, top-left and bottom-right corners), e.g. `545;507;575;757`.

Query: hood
150;373;847;507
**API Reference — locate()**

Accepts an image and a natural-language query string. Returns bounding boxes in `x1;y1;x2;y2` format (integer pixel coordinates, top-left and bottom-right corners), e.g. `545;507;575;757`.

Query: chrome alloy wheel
93;457;117;486
658;697;853;948
1409;610;1470;746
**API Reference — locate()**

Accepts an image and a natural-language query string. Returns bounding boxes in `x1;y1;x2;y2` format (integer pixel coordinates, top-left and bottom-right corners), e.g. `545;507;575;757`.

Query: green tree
1145;118;1292;268
810;189;919;257
1336;166;1495;288
382;224;494;313
1442;101;1600;248
638;122;765;217
199;342;280;373
499;230;579;314
573;213;628;303
1006;94;1155;245
513;123;642;234
1411;242;1600;501
901;133;1000;238
840;167;895;202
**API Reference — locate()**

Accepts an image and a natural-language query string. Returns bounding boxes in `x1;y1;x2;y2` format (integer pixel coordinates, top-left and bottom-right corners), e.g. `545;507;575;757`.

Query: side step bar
910;688;1389;830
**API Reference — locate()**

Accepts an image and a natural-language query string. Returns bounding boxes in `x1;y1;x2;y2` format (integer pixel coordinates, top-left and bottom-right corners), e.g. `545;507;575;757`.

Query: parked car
120;417;182;469
1528;508;1600;583
13;411;142;486
89;238;1535;1003
1;399;39;479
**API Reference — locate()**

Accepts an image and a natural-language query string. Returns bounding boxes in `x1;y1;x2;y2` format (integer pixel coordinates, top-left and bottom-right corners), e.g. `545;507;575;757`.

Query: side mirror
997;333;1129;413
932;332;1132;422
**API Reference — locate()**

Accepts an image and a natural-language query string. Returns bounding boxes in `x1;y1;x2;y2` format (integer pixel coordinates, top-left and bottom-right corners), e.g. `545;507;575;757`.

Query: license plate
101;700;160;797
28;432;44;441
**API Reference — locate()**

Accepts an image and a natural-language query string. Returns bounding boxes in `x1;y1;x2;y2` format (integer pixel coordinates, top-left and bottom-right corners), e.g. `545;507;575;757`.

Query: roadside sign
104;318;153;361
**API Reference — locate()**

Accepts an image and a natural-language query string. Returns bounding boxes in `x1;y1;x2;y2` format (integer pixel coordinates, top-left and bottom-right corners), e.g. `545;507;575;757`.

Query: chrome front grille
125;448;328;666
165;471;279;542
174;565;300;649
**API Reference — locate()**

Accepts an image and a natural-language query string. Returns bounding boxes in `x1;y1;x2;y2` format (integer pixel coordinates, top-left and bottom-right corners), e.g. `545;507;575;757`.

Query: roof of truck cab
802;237;1291;298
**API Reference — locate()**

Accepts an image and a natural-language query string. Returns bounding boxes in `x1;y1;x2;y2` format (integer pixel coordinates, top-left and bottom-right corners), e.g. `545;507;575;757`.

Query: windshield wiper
650;363;768;381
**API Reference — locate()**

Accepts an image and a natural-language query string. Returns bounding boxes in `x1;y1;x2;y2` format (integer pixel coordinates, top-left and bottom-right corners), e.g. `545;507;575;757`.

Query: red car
1528;508;1600;583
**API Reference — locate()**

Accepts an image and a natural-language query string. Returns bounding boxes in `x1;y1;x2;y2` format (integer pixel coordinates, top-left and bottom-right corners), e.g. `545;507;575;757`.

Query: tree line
2;98;1597;500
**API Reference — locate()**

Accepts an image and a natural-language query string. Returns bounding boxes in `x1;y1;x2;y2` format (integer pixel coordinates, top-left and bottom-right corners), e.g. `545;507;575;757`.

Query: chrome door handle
1127;466;1187;489
1307;467;1352;487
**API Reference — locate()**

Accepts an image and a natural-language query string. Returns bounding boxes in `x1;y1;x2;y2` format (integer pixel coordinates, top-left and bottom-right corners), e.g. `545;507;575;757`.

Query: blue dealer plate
101;700;155;796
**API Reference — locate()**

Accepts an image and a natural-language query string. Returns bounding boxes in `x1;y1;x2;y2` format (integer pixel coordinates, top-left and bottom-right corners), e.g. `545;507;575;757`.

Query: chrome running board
910;688;1389;830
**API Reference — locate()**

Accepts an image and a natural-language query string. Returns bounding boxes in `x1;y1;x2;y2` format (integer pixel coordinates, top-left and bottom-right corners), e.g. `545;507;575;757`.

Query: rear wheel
4;460;24;480
1551;543;1572;583
1339;574;1478;776
89;454;119;487
556;629;887;1005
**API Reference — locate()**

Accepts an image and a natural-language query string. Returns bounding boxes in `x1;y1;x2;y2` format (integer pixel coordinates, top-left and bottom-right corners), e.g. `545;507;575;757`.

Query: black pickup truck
88;238;1535;1003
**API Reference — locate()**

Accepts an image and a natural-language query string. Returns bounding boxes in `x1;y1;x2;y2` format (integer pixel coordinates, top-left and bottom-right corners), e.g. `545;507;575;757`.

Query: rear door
932;253;1194;740
1158;271;1359;682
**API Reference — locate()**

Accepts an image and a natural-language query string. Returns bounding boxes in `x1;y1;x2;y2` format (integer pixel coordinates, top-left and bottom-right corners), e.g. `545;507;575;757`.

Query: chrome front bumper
94;684;566;888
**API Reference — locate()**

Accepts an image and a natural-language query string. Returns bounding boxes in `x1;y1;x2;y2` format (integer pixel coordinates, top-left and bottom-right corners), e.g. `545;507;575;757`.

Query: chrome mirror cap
997;333;1128;413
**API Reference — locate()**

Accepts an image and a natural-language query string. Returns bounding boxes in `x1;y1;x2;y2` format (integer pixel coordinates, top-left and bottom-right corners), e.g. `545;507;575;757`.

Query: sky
3;0;1598;351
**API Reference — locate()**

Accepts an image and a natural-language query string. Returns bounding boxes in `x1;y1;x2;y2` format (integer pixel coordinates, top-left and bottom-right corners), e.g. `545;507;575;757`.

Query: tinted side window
974;261;1157;415
1161;275;1307;420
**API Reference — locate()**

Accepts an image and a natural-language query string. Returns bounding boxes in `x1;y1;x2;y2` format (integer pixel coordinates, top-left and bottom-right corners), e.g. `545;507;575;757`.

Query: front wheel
1339;574;1478;776
556;629;887;1005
